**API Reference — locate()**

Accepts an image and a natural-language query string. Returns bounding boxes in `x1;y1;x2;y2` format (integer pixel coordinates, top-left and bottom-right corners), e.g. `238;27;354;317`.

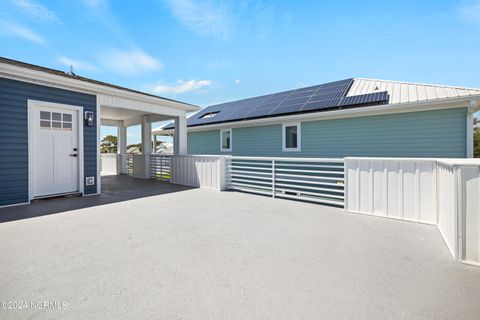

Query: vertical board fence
226;156;345;207
344;158;437;224
168;155;225;190
345;157;480;265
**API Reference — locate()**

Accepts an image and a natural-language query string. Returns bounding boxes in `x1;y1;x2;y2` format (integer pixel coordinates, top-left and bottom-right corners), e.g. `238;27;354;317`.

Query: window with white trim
220;129;232;152
39;111;73;131
282;122;301;151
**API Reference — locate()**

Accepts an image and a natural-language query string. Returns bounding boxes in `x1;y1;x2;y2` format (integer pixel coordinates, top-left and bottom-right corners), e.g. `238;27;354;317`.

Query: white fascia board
0;63;200;113
178;95;479;133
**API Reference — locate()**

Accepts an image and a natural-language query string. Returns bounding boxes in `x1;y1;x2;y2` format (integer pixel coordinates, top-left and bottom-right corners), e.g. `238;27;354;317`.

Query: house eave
0;62;200;113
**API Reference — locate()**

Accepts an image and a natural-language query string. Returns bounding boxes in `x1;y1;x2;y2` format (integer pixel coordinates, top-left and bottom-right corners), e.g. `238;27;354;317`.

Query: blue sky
1;0;480;143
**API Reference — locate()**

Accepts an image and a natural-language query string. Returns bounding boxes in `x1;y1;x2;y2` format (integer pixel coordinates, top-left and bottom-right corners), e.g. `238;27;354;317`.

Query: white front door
31;104;80;198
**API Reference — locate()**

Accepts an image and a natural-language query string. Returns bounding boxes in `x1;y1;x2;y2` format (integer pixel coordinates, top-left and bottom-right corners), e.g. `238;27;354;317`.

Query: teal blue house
160;78;480;158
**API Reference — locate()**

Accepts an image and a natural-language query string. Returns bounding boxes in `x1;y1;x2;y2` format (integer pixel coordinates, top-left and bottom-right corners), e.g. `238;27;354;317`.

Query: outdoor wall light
85;111;94;127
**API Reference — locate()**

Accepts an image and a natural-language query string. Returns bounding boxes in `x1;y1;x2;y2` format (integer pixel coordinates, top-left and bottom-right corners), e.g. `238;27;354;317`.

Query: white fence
437;160;480;265
100;154;120;175
345;158;437;224
169;155;226;191
345;157;480;265
226;156;345;207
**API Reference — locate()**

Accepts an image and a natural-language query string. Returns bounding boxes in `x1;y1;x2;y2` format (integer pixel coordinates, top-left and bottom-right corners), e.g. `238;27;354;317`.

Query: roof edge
353;77;480;92
0;56;200;112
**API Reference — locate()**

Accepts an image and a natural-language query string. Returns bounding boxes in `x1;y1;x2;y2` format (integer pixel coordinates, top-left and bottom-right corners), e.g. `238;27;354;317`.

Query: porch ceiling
101;105;173;126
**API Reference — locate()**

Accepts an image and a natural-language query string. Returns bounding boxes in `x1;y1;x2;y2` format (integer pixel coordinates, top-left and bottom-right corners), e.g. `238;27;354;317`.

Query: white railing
437;160;480;265
226;156;345;207
100;154;120;175
437;162;459;259
122;154;133;176
169;155;225;190
345;157;480;265
150;155;171;181
344;158;437;224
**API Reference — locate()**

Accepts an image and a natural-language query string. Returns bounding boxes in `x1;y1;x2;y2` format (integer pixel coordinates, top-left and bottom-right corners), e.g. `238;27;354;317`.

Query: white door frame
27;99;84;201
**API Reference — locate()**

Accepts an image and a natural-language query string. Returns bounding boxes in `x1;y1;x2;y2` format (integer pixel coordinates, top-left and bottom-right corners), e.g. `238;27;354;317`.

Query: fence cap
438;159;480;166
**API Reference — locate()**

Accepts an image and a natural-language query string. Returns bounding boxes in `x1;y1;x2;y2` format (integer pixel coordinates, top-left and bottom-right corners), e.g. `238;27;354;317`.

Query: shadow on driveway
0;175;194;223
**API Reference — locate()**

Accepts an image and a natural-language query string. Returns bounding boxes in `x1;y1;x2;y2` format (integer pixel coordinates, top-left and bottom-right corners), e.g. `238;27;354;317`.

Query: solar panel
268;104;304;116
163;78;390;129
339;91;389;106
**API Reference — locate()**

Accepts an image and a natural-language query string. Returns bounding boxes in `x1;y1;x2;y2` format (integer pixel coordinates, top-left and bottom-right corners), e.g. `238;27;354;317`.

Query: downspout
466;99;479;158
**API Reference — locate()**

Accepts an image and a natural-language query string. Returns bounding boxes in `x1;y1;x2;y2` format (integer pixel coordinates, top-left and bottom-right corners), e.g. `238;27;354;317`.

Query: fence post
272;160;276;198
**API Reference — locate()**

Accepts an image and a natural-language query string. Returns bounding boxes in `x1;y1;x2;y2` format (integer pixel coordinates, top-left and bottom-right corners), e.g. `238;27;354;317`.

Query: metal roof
348;78;480;104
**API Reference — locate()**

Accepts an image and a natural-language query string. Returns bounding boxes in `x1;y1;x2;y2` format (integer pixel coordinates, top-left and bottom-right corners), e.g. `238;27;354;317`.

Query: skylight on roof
200;112;219;119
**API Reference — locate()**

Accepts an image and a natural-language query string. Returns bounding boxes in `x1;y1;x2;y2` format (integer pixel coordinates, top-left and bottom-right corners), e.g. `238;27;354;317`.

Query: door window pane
40;120;50;129
63;122;72;131
63;113;72;122
52;121;62;130
52;112;62;121
40;111;50;120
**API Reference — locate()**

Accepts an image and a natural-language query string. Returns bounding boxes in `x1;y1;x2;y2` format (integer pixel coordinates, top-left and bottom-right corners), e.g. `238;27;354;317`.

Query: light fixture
85;111;94;127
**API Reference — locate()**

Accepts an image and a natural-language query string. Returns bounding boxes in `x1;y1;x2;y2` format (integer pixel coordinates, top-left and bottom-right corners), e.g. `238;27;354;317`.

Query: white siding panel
463;166;480;264
170;155;226;190
345;158;437;224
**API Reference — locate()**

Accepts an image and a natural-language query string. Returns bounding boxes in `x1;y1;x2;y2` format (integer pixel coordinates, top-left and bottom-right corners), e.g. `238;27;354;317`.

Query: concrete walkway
1;188;479;319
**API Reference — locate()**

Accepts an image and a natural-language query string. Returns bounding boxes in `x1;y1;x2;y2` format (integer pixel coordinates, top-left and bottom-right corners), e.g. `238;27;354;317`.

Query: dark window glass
285;126;297;148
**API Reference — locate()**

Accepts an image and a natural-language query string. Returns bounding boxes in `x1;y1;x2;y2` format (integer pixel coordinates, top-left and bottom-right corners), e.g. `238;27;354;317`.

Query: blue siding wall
0;77;97;206
187;108;467;158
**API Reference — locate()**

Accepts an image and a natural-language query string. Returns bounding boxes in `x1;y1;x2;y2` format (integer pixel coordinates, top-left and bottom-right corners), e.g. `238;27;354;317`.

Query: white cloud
11;0;58;22
101;48;162;76
0;20;45;45
153;79;212;95
162;0;232;39
459;1;480;25
57;56;98;72
234;79;240;84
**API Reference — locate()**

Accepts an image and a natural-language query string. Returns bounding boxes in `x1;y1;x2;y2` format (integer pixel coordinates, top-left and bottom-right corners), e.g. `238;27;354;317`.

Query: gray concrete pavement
1;185;479;319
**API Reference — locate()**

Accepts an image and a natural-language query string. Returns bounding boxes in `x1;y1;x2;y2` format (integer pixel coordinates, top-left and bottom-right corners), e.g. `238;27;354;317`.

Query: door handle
69;154;78;157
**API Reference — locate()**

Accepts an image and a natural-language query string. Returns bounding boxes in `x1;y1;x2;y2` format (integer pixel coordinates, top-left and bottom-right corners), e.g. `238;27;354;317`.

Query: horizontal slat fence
226;156;344;207
150;155;171;181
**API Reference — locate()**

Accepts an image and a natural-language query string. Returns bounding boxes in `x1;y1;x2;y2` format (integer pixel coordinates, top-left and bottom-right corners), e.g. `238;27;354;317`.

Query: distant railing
226;156;345;207
100;154;120;175
123;154;133;176
150;155;171;181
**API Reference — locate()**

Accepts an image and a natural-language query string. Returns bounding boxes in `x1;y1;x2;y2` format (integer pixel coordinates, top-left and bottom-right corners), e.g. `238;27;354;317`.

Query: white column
117;121;127;174
174;114;188;155
142;115;152;178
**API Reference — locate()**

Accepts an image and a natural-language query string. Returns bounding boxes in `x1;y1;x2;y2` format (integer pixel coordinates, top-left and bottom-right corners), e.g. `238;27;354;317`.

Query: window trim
282;122;301;152
220;128;232;152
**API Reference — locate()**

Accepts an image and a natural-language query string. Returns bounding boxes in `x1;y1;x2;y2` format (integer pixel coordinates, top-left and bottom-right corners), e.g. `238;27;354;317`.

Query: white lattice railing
225;156;345;207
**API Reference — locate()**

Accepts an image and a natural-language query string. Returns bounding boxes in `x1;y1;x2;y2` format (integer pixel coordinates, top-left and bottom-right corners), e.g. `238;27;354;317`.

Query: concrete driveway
1;187;479;320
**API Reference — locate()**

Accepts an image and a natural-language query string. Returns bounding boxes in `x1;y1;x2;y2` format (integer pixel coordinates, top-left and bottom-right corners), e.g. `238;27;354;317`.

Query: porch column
117;122;127;174
141;115;152;178
174;114;187;155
